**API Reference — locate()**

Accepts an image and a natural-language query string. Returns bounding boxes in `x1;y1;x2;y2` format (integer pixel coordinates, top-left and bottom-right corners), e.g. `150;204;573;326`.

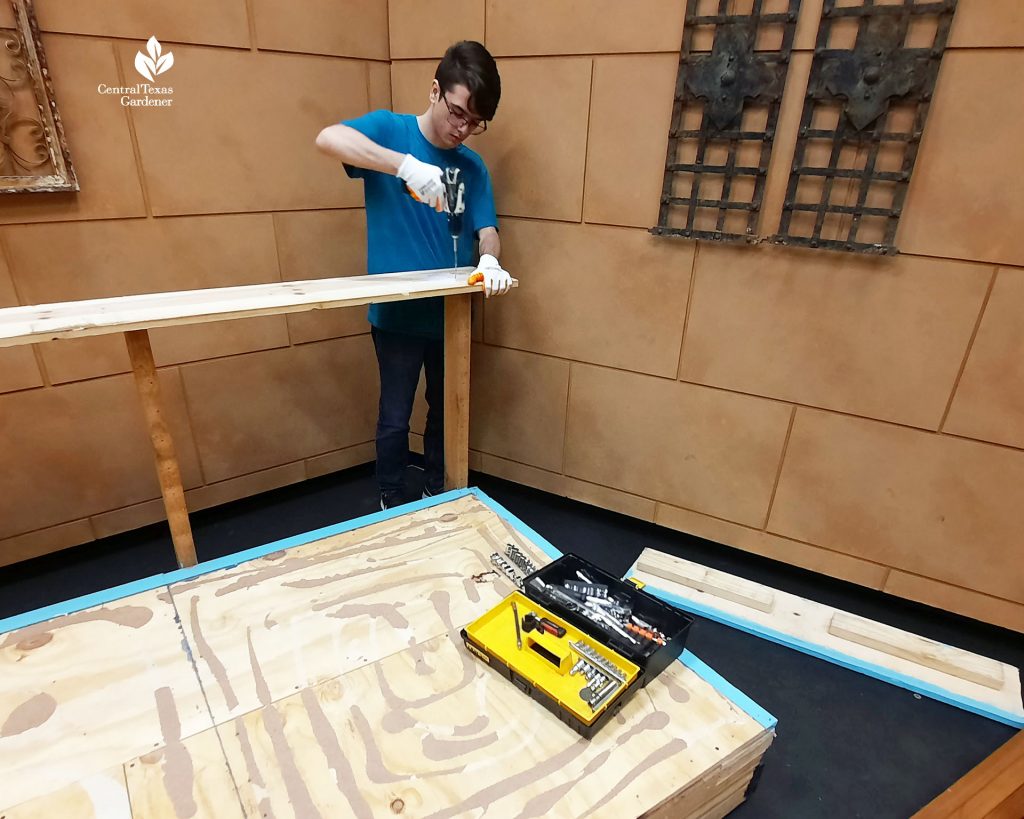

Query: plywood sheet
0;589;212;809
0;494;772;817
217;631;767;817
170;494;534;723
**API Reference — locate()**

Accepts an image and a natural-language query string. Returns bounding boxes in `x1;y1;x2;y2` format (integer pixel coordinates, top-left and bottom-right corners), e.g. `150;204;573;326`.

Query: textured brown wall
3;2;1022;634
0;1;389;563
391;0;1024;632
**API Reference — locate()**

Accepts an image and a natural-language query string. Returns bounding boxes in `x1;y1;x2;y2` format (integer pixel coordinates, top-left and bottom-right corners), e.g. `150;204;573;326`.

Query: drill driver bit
443;166;465;278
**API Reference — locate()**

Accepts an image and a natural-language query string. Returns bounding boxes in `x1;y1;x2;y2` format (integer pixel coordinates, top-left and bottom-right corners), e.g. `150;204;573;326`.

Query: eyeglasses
440;93;487;136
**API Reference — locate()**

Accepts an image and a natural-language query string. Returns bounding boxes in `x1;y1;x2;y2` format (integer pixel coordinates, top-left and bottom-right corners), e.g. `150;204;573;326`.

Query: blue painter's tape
645;584;1024;729
680;650;778;730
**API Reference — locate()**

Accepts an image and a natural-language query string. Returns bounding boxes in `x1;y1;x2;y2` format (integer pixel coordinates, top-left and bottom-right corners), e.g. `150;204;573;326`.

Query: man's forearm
315;124;404;175
478;229;501;260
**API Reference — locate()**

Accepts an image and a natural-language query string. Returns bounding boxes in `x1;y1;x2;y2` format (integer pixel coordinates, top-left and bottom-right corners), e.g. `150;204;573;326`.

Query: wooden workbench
0;490;775;818
0;268;509;569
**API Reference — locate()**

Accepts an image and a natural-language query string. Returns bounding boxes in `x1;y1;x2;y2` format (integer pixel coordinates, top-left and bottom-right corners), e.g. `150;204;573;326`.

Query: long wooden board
0;493;774;818
0;268;516;348
633;549;1024;727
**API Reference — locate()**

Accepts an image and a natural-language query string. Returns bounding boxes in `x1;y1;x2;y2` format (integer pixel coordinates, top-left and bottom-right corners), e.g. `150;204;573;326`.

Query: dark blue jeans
371;326;444;496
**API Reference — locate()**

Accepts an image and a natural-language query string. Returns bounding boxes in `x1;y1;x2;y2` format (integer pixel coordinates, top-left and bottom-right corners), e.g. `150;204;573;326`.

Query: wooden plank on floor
829;611;1005;690
633;549;1024;726
913;731;1024;818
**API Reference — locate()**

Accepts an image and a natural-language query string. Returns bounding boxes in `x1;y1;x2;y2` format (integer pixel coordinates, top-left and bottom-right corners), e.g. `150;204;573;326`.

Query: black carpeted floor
1;463;1019;817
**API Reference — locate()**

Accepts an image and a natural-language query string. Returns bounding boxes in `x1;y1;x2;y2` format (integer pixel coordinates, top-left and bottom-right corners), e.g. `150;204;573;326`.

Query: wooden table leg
124;329;197;567
444;294;471;490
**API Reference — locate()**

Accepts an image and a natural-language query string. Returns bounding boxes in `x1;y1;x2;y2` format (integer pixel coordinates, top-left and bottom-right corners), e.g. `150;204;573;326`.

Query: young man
315;41;512;510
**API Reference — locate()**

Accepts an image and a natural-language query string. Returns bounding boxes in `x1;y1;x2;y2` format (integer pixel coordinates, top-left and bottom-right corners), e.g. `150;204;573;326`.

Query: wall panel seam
675;240;700;380
938;265;1000;431
762;405;798;530
111;41;154;217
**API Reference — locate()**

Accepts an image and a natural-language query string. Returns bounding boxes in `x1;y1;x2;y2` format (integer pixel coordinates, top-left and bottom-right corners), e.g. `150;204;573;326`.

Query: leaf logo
134;36;174;82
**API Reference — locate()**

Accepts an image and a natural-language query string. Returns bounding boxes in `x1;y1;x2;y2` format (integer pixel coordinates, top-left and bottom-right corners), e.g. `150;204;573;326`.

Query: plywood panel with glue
0;768;131;819
169;493;542;723
123;724;246;819
0;588;212;810
217;629;770;817
0;494;774;817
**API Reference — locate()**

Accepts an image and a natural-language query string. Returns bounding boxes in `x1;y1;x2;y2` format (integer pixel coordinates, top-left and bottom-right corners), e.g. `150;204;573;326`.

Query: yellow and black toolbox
461;553;695;739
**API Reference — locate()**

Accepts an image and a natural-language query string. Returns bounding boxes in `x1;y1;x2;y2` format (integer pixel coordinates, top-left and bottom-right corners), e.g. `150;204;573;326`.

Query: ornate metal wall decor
0;0;77;193
774;0;957;254
652;0;801;243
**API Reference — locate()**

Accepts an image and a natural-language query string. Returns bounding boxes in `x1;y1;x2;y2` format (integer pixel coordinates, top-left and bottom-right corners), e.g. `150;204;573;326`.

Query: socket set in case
461;553;694;738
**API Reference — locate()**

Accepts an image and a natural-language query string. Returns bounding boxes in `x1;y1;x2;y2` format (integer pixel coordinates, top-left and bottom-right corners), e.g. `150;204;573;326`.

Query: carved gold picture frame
0;0;77;193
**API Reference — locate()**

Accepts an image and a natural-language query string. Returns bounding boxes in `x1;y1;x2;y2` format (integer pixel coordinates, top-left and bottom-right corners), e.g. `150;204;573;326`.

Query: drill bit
511;600;522;650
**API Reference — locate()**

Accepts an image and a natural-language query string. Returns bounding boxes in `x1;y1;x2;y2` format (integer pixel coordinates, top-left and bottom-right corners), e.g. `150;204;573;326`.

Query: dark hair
435;41;501;121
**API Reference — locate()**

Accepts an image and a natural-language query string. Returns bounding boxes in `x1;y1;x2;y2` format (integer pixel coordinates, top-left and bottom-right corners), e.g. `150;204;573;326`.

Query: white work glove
396;154;445;211
477;253;512;298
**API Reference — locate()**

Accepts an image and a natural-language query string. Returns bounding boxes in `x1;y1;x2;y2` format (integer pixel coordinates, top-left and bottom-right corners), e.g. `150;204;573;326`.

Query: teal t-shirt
342;110;498;339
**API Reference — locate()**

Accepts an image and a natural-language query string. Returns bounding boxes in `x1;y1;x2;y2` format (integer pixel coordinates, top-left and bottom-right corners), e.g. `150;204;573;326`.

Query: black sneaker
380;490;403;511
421;484;443;500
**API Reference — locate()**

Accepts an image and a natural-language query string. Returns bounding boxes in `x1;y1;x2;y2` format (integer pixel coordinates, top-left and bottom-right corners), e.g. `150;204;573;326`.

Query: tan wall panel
470;58;592;222
654;502;890;591
5;216;289;382
484;220;692;377
883;571;1024;634
36;337;130;386
485;0;685;55
769;410;1024;604
390;59;435;114
186;463;308;512
0;370;202;540
949;0;1024;48
682;244;992;429
368;61;393;109
0;253;41;393
0;521;96;569
389;0;484;59
0;35;145;225
584;54;677;229
944;267;1024;449
469;343;569;473
899;51;1024;266
252;0;388;59
180;337;378;483
275;210;371;344
305;441;376;479
565;364;793;527
122;46;368;215
34;0;250;47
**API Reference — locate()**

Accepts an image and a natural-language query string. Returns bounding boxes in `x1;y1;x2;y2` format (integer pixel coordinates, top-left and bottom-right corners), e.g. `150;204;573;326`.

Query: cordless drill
442;166;465;275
